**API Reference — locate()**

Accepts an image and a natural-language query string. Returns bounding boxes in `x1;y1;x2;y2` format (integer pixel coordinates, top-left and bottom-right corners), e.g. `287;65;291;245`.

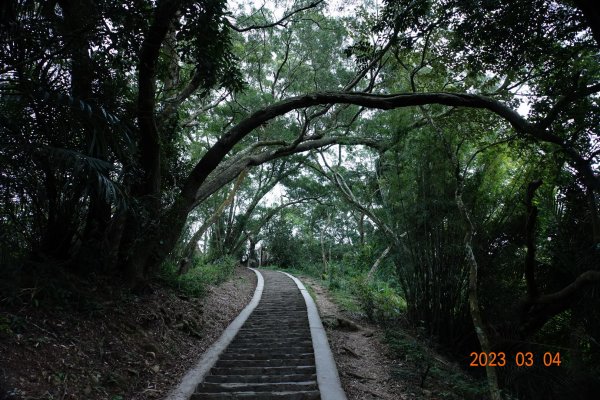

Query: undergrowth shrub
161;255;237;297
353;278;406;322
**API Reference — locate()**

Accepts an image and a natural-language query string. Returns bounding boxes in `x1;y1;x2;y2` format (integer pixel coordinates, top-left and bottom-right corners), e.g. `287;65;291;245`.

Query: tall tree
1;0;597;302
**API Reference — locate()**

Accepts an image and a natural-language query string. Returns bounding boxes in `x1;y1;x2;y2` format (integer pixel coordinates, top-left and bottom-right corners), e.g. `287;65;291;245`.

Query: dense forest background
1;0;599;399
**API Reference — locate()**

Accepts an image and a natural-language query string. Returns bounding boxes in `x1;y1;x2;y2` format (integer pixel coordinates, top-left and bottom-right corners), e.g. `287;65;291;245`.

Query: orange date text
468;352;561;367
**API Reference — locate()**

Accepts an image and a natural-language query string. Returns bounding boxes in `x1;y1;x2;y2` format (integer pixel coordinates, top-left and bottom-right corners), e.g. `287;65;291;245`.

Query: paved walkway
191;270;325;399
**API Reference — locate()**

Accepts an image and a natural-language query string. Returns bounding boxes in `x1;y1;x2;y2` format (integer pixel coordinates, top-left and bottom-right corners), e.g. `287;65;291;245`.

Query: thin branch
538;82;600;130
181;90;231;127
462;135;519;176
227;0;325;32
271;31;292;97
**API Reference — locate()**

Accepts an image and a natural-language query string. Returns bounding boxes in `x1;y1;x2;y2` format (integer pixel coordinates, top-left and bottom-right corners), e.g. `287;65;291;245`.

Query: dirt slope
301;277;410;400
302;276;485;400
0;267;256;400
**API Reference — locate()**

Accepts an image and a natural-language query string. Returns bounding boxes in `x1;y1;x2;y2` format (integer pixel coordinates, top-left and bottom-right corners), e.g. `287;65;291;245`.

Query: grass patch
328;286;362;314
304;283;317;302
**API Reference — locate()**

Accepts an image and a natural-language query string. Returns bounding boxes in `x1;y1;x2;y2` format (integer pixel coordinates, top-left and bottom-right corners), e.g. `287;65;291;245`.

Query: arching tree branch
521;270;600;337
181;90;599;206
192;136;384;207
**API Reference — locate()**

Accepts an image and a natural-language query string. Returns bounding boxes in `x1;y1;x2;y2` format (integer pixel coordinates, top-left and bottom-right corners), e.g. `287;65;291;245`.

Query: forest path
188;269;346;400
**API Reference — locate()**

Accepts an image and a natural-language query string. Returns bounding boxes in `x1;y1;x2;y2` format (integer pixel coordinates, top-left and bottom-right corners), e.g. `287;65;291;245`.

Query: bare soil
0;267;256;400
301;277;412;400
301;276;483;400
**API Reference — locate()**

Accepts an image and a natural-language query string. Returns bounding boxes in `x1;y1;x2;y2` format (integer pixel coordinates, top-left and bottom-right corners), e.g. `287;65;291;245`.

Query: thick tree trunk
115;1;187;288
519;271;600;337
118;195;191;286
358;213;365;246
179;170;247;274
62;0;104;234
585;187;600;244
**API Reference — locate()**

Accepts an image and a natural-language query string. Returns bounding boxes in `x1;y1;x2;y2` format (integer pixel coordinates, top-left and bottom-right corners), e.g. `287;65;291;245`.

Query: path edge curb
281;271;348;400
164;267;264;400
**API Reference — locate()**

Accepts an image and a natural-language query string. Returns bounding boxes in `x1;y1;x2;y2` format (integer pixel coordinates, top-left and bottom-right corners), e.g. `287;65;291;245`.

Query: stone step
233;336;310;343
241;322;308;327
248;316;305;318
238;324;310;336
215;358;314;368
220;352;314;361
239;324;310;335
238;319;307;324
248;310;308;321
248;314;308;321
229;341;312;347
234;332;310;339
204;374;317;384
190;390;321;399
235;333;310;338
196;381;318;393
227;344;313;351
229;339;313;346
242;321;306;324
225;346;314;354
223;346;313;353
244;318;307;322
209;366;316;376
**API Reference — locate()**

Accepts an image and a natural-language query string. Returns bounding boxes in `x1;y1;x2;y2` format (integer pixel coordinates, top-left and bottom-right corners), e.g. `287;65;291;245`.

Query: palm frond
40;146;128;209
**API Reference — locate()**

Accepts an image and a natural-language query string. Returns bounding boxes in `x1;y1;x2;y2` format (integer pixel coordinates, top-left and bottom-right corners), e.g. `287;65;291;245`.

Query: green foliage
353;278;406;322
160;255;237;297
263;213;304;269
176;0;244;92
0;0;250;275
327;288;363;315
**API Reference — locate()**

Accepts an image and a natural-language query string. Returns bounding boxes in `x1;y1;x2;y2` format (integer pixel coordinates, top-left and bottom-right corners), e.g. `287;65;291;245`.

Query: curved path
166;269;346;400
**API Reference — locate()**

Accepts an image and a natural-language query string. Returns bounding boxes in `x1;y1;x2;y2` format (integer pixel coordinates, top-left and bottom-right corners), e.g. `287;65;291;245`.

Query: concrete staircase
191;270;321;399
